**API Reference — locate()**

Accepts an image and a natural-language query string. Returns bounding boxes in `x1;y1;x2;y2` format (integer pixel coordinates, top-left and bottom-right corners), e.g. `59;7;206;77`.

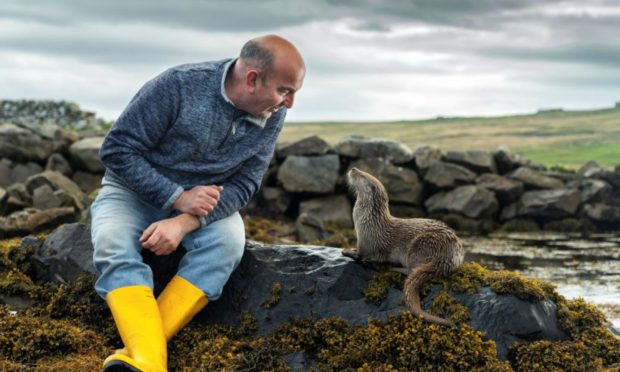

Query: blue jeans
90;184;245;300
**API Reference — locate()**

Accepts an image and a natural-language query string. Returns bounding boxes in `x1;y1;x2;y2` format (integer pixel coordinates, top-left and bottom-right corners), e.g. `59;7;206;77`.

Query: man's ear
246;70;259;93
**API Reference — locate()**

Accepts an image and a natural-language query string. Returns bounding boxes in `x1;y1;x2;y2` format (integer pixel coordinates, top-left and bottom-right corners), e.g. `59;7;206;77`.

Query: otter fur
344;167;465;326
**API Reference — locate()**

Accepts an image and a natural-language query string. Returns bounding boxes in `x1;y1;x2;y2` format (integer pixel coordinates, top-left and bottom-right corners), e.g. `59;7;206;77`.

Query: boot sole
103;360;142;372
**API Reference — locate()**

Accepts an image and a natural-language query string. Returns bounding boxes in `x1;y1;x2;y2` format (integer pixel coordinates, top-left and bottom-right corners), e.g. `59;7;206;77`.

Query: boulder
582;203;620;223
68;137;105;173
277;155;340;193
299;194;353;228
425;185;499;219
475;173;524;205
516;189;582;219
32;222;96;283
566;179;612;204
0;123;55;162
412;145;443;174
350;158;424;205
423;161;477;189
45;153;73;177
334;136;414;164
71;171;103;195
0;207;76;238
32;184;63;210
509;167;564;190
276;135;332;158
10;162;43;185
494;146;523;174
259;187;291;215
25;171;87;211
444;150;497;174
295;213;329;243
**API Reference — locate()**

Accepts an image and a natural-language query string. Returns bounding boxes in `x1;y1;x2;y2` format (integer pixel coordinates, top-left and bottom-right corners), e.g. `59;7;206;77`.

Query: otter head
347;167;389;203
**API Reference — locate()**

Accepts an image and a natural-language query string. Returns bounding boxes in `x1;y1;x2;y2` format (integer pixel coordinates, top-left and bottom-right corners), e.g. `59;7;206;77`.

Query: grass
279;106;620;169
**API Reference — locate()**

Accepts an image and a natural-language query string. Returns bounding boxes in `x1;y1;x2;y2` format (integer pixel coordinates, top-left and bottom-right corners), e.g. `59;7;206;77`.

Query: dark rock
4;183;32;214
0;207;76;238
444;150;497;174
423;286;565;360
277;155;340;193
582;203;620;223
32;184;62;210
509;167;564;190
517;189;582;219
68;137;105;172
425;185;498;219
389;204;426;219
299;194;353;228
33;222;97;283
46;153;73;177
412;145;443;174
0;158;11;187
476;173;524;206
334;136;414;164
494;146;523;174
276;135;332;158
10;162;43;185
423;161;477;189
283;351;308;371
350;158;424;205
566;179;612;204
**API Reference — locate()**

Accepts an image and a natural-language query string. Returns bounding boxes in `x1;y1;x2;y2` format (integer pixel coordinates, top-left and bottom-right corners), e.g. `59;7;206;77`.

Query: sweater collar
220;58;267;128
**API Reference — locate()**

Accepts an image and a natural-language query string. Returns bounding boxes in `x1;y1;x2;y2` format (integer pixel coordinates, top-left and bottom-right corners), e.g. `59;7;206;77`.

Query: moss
544;218;596;234
261;282;282;309
243;217;295;244
310;223;357;248
499;219;540;233
363;270;403;305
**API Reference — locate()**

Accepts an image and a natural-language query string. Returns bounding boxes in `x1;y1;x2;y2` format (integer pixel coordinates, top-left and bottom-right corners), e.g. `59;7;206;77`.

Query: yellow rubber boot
115;276;208;357
103;286;167;372
157;275;209;340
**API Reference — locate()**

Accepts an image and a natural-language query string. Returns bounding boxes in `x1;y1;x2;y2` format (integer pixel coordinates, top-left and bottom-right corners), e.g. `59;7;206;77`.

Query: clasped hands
140;185;223;256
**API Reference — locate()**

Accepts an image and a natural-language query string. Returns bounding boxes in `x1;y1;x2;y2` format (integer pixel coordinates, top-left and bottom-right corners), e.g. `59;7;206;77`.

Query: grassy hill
280;106;620;169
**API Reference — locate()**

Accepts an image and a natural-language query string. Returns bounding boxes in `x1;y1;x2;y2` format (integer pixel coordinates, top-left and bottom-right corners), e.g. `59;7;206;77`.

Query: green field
280;107;620;169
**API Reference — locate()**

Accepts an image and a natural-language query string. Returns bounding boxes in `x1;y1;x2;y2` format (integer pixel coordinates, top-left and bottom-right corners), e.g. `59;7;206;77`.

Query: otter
343;167;465;326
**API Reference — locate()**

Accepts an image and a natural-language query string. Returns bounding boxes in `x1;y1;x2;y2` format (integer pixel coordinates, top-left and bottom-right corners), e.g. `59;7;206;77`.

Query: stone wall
1;100;619;239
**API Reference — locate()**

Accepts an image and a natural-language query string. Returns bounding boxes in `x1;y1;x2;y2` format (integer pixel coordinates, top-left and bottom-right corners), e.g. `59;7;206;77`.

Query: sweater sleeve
99;70;184;209
199;113;285;227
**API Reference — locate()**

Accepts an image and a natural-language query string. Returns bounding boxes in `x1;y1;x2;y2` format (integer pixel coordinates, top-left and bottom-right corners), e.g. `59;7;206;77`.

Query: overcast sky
2;0;620;122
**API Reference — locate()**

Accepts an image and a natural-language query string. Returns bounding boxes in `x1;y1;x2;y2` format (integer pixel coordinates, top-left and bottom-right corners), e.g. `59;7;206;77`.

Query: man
90;35;305;371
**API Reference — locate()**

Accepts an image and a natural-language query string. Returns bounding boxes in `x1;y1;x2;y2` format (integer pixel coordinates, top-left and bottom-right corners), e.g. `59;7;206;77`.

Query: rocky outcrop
28;224;568;362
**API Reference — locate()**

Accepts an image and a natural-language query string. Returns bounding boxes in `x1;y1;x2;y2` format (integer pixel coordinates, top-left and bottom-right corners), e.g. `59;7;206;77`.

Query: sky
2;0;620;122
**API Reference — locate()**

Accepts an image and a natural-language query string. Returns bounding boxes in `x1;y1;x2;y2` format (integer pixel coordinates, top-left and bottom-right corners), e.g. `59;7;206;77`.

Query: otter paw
341;248;359;259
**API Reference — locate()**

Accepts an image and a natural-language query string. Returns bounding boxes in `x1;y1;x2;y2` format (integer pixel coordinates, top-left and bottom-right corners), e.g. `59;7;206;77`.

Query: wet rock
476;173;524;206
32;222;96;283
25;171;87;211
444;150;497;174
509;167;564;190
68;137;105;173
350;158;424;205
45;153;73;178
334;136;413;164
423;161;477;189
0;207;76;238
423;286;565;360
412;145;443;174
517;189;582;219
276;135;332;158
299;194;353;228
277;155;340;193
425;185;499;219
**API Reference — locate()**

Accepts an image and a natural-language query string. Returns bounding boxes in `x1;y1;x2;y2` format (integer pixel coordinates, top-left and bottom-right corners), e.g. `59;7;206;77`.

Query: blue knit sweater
100;58;286;226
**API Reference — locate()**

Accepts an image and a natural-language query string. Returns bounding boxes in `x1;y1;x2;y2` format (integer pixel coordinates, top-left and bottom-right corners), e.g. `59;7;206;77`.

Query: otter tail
403;262;453;327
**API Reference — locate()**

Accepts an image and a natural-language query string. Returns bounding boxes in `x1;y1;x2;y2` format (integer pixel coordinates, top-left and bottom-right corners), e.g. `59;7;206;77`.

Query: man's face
252;67;304;119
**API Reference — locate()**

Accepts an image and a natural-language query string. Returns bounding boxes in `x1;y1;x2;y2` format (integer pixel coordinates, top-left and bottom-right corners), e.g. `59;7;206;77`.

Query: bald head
239;35;305;83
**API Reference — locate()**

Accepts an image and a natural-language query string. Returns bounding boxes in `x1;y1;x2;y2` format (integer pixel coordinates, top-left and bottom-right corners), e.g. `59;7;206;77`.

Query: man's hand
140;214;200;256
173;185;224;216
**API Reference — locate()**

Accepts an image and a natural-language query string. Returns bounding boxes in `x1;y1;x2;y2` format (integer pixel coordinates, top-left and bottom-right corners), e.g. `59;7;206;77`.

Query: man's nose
283;93;295;109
